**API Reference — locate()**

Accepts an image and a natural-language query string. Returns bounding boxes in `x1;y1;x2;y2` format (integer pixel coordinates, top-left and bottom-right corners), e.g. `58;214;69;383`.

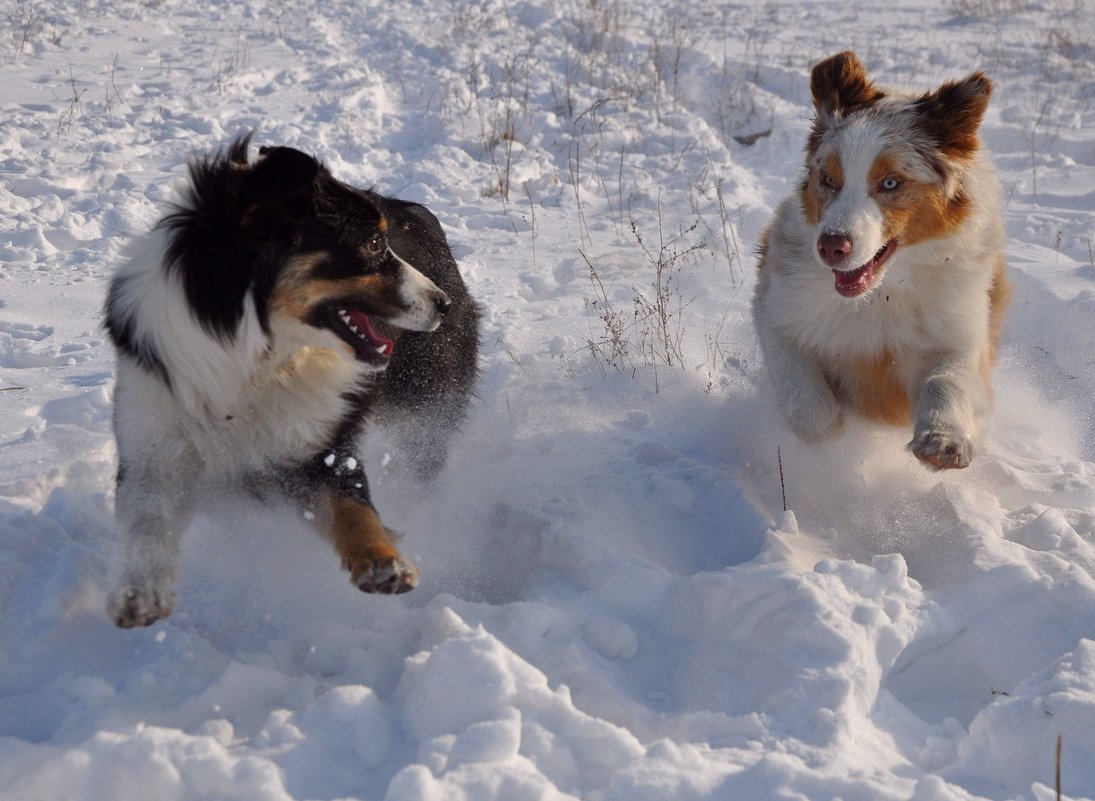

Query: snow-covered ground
2;0;1094;798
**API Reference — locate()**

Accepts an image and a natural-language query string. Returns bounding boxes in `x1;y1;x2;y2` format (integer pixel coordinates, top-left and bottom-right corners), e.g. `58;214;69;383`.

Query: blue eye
881;177;900;191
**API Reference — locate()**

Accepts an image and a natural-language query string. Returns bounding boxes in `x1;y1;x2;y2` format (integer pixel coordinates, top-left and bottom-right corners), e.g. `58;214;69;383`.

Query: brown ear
810;51;885;115
914;72;992;159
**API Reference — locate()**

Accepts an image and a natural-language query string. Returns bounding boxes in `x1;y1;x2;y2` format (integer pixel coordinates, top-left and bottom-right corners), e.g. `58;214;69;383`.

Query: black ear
244;145;321;207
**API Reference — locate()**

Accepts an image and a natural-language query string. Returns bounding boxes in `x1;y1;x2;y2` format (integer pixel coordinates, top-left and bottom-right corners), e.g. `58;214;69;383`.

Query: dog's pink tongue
347;310;394;356
834;262;874;297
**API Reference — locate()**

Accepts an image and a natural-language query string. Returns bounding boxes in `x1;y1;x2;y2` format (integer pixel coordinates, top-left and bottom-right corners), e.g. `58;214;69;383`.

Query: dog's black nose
434;292;452;316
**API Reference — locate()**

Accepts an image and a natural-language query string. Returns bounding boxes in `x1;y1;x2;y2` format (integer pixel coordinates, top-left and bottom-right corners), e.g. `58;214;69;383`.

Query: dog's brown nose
817;233;852;266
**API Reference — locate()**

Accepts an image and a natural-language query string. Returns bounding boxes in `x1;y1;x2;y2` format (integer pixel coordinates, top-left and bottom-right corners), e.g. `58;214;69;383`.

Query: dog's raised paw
351;556;420;595
910;429;972;471
107;585;175;628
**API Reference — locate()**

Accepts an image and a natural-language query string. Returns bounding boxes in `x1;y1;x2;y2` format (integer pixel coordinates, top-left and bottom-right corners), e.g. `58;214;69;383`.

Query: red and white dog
753;51;1010;470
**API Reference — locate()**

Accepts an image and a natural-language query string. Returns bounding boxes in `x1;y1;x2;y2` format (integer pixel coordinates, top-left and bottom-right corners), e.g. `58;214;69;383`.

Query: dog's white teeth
337;309;385;349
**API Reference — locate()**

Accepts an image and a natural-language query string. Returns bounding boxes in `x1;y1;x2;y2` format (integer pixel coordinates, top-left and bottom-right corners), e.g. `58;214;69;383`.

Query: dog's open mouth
833;239;897;298
326;305;395;365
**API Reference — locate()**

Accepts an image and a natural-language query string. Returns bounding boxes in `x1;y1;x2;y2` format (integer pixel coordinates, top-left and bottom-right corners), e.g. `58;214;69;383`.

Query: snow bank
2;0;1094;799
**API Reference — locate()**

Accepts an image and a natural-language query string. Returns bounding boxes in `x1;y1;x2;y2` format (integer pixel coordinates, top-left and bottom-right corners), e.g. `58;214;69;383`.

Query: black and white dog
104;135;480;627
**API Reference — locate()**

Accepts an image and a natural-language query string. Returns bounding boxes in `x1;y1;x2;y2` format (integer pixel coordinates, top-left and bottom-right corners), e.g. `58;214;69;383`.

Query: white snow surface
2;1;1095;799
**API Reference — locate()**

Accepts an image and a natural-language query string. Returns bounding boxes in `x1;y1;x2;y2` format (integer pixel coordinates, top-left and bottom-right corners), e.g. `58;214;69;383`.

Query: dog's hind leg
107;439;201;628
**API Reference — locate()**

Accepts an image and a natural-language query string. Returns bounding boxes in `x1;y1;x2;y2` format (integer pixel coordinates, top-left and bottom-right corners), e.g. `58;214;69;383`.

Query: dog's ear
914;72;992;160
244;145;321;207
810;52;885;116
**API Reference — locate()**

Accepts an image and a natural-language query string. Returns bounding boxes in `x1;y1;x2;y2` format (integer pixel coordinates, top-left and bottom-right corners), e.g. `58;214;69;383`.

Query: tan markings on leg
329;494;399;573
834;350;911;426
318;493;419;594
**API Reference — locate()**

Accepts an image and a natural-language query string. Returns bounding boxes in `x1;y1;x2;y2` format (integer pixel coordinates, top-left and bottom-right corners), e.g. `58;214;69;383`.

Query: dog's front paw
108;583;176;628
348;555;420;595
910;428;972;470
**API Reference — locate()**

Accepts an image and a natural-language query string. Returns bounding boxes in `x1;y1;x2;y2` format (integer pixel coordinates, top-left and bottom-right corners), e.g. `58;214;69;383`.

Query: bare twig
523;182;537;270
1056;734;1062;801
56;66;88;136
777;447;787;512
